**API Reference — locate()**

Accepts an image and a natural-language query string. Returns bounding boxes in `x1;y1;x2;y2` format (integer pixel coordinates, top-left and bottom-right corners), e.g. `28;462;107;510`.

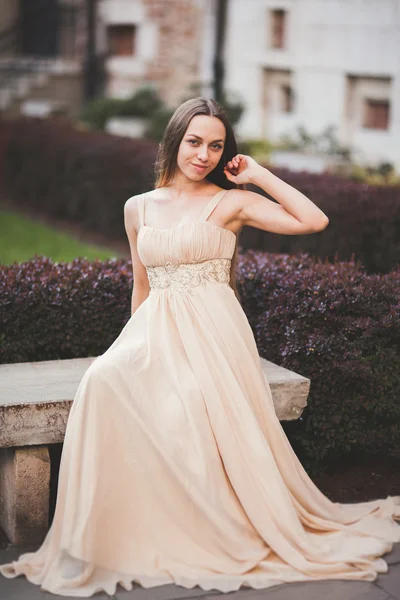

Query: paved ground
0;543;399;600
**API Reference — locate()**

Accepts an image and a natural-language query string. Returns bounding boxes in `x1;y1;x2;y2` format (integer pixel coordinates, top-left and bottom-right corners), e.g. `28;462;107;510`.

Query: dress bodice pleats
136;190;237;268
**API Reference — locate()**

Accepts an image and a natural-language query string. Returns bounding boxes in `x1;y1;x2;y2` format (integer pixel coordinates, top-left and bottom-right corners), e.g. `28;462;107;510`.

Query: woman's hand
223;154;262;185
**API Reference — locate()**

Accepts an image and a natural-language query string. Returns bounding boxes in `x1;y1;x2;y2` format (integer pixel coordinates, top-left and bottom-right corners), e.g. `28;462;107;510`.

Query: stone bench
0;356;310;547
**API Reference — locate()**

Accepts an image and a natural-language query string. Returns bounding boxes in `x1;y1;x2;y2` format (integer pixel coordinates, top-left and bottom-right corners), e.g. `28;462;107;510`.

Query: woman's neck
166;172;215;199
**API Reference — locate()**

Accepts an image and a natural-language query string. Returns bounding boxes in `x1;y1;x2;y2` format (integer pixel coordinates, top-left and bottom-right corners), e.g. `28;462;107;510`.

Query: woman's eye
188;139;222;149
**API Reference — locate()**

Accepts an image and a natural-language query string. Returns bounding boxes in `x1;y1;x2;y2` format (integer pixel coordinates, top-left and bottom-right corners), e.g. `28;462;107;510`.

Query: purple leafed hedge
0;117;158;238
1;252;399;470
243;171;400;274
1;117;400;273
237;250;400;468
0;117;399;471
0;256;132;363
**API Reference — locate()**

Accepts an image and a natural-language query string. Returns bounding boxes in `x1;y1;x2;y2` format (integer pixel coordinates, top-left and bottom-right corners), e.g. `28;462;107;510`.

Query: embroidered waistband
146;258;231;293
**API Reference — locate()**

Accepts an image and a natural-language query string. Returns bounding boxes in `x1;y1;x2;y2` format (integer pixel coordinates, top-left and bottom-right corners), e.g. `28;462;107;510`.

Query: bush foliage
80;86;164;130
0;256;132;363
1;252;399;471
1;118;399;274
237;250;400;469
1;117;158;238
243;169;400;274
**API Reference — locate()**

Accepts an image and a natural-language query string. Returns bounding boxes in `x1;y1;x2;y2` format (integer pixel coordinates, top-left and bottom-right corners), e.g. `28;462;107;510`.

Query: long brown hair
154;97;244;302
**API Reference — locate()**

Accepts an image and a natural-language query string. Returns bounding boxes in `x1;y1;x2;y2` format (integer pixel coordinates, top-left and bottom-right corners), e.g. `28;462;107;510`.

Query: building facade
0;0;87;116
224;0;400;168
2;0;399;168
98;0;213;106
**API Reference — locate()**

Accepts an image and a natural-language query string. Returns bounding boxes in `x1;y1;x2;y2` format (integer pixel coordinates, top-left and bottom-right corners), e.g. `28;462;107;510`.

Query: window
281;85;293;112
270;9;286;49
262;68;293;136
107;24;136;57
363;99;390;130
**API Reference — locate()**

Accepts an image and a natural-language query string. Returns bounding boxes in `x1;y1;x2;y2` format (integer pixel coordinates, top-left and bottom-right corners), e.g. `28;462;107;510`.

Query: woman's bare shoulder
124;192;144;231
125;189;163;208
124;190;150;214
125;191;142;209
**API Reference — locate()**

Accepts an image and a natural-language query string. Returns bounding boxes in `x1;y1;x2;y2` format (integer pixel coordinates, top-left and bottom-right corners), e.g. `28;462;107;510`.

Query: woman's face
176;114;226;181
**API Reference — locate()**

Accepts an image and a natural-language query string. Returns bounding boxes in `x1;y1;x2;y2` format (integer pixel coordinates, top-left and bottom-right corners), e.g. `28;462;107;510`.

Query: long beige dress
1;189;399;597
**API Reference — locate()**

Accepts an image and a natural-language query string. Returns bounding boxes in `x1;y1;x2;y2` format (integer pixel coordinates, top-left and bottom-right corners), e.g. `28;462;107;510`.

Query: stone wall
144;0;203;106
99;0;207;107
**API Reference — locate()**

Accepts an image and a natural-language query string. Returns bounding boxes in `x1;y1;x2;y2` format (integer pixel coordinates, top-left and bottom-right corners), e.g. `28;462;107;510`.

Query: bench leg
0;445;50;547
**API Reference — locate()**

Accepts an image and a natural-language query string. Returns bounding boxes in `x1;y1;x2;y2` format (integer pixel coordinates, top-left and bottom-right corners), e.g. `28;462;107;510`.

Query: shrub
1;118;399;274
277;124;351;158
237;250;400;470
0;256;132;363
80;86;164;130
116;86;163;118
80;97;126;130
1;117;158;238
345;162;400;186
1;252;398;473
144;107;176;142
0;118;12;191
237;138;274;164
242;168;400;274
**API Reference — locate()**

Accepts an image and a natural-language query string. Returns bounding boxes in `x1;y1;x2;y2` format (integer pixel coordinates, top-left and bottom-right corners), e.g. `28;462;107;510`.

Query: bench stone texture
0;356;310;546
0;446;50;546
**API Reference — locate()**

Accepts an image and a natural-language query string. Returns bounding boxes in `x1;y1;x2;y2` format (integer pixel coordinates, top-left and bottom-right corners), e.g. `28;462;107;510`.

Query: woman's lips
191;163;208;172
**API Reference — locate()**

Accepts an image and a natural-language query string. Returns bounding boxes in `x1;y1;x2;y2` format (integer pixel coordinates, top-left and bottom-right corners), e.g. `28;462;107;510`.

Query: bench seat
0;356;310;546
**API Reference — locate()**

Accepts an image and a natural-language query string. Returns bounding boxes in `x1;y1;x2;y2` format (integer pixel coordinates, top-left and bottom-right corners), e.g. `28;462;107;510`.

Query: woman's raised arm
224;155;329;235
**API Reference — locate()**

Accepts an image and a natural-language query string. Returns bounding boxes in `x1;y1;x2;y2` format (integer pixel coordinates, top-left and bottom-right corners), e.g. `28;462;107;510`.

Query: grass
0;209;119;265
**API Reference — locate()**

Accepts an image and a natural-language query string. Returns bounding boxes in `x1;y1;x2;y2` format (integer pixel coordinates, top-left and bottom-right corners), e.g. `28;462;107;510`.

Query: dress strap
199;189;229;221
137;193;146;226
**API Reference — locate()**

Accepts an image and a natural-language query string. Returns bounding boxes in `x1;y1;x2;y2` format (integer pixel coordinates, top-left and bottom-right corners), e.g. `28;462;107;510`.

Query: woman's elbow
312;216;329;232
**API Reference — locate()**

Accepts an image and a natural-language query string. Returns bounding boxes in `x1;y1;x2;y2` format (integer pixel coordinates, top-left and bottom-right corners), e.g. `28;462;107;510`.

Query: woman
1;97;399;596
